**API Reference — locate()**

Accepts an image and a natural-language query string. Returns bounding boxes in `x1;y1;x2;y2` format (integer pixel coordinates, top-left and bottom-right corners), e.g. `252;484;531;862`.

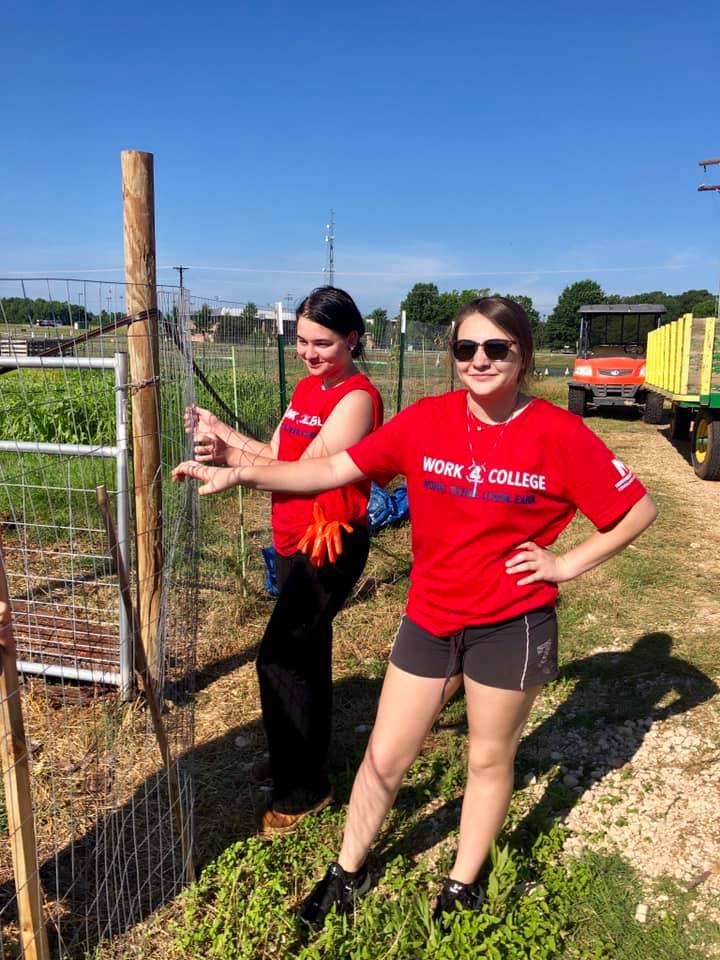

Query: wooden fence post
0;535;50;960
121;149;163;689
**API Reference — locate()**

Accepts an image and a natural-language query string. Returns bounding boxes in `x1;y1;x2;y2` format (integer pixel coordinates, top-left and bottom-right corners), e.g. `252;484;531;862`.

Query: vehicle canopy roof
575;304;667;357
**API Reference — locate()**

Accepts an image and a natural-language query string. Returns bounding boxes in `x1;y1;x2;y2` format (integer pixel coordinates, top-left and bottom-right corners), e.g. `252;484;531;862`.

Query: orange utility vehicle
567;303;667;417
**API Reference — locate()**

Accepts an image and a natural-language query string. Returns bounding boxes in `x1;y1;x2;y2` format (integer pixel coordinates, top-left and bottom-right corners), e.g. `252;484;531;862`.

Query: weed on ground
100;381;720;959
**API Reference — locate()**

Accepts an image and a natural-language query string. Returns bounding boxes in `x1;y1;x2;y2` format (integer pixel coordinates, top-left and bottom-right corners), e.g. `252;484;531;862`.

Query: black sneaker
432;877;484;924
298;861;371;930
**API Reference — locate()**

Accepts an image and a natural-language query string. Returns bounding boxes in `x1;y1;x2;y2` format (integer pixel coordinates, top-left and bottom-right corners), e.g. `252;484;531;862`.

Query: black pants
256;526;370;814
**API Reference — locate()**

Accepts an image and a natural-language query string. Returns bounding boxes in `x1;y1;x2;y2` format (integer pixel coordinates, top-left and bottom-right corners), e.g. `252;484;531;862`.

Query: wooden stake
0;534;50;960
121;149;163;690
95;486;195;884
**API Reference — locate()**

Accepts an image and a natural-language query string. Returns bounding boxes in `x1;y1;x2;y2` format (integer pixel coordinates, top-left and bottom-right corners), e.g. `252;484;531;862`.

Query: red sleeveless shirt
271;372;383;556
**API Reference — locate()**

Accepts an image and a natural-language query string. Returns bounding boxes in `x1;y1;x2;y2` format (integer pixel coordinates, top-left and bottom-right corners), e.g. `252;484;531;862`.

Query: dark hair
450;296;534;386
295;286;365;359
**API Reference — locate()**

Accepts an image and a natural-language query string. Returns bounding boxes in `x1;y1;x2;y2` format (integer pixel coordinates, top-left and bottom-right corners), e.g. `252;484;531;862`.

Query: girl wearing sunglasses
173;296;657;929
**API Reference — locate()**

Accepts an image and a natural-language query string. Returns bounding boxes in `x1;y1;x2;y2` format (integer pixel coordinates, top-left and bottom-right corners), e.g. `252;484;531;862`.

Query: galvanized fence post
275;301;287;416
396;309;407;414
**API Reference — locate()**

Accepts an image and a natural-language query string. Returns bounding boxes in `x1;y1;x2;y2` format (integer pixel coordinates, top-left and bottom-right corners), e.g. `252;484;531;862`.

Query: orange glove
298;502;353;567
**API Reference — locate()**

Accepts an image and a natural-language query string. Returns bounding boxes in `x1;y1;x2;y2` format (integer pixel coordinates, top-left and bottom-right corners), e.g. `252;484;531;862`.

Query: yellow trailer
643;313;720;480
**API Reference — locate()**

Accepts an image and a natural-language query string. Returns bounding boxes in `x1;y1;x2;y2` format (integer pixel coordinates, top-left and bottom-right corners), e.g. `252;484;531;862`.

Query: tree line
0;297;109;327
5;285;716;353
542;280;717;350
366;281;717;351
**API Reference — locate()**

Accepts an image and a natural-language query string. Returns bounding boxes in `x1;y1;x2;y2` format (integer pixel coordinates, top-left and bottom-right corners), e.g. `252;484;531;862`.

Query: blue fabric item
262;545;281;598
261;484;409;596
367;481;409;533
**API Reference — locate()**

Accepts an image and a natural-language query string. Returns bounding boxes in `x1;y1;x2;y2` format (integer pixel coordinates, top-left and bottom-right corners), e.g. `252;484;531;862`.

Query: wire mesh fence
0;277;197;957
365;317;454;413
186;298;454;433
0;275;454;956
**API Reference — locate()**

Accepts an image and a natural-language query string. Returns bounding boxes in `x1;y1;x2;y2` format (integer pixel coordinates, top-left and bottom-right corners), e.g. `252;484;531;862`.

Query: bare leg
449;678;541;884
338;663;462;872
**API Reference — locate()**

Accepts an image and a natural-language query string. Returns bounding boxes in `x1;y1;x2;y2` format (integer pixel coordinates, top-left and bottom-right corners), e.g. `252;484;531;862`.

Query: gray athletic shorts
389;608;559;691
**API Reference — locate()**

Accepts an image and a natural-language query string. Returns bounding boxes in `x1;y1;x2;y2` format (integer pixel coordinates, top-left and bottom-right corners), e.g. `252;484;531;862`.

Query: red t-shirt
347;391;647;635
272;372;384;556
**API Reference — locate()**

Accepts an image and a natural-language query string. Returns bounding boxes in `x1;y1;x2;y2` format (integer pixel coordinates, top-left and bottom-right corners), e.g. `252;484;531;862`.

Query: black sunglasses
451;338;516;362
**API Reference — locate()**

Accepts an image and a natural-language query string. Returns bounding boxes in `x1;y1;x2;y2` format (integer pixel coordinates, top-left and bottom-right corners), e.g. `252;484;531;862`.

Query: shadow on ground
657;424;694;469
9;633;715;957
1;674;381;958
377;632;718;872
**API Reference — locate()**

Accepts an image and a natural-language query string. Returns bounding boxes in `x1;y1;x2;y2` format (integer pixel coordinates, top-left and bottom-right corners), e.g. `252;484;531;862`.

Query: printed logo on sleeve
611;458;635;491
282;406;323;439
285;406;323;427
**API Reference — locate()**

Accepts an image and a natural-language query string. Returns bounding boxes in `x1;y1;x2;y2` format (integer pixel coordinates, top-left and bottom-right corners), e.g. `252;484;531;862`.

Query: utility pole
173;264;189;290
323;211;335;287
698;158;720;192
698;157;720;316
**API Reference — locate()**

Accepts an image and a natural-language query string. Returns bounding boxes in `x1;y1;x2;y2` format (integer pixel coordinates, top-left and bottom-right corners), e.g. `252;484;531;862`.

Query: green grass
172;804;716;959
173;820;608;960
0;369;116;445
162;386;720;960
567;852;716;960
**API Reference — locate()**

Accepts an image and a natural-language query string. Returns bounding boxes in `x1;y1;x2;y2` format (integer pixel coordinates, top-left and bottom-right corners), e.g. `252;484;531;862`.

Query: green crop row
0;368;281;447
0;370;116;446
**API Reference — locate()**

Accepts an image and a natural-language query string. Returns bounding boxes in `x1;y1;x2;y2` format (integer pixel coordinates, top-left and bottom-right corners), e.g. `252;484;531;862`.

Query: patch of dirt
562;704;720;920
555;415;720;922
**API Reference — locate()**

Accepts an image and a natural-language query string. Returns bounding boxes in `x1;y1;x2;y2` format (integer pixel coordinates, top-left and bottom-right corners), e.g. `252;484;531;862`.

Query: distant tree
690;295;717;317
215;303;260;343
400;283;442;325
545;279;606;350
459;288;491;303
436;291;462;324
667;289;716;322
366;308;388;325
620;289;716;323
400;284;495;328
502;293;541;332
0;296;88;327
216;314;242;343
191;304;215;333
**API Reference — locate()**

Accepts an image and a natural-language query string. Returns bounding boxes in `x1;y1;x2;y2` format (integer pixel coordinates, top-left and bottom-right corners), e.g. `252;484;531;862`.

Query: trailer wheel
568;387;587;417
643;391;665;424
670;404;692;441
691;416;720;480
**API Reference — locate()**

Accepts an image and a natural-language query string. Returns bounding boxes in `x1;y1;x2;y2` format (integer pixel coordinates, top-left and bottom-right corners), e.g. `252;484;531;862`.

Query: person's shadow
513;631;718;844
377;632;718;867
0;673;382;959
4;634;714;957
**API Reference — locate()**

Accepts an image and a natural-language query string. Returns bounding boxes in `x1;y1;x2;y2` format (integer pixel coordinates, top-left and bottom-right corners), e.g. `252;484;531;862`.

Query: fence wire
0;277;452;956
0;277;197;958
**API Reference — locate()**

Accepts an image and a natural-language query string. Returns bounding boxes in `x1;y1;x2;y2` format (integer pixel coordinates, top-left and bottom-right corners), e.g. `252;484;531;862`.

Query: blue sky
2;1;720;315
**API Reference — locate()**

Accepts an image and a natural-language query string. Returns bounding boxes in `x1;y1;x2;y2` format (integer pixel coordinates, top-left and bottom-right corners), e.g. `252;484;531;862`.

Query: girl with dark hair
185;286;383;835
175;296;656;924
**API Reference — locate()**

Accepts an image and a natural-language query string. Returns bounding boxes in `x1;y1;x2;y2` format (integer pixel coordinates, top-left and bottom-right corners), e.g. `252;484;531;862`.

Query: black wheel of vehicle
669;404;692;441
643;391;665;424
568;387;587;417
691;415;720;481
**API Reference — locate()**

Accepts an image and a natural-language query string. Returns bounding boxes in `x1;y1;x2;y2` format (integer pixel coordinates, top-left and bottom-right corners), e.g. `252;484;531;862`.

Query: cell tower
323;210;335;287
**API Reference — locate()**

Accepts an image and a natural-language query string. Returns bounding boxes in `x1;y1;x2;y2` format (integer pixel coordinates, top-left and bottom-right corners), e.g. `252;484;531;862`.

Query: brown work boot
258;794;333;837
